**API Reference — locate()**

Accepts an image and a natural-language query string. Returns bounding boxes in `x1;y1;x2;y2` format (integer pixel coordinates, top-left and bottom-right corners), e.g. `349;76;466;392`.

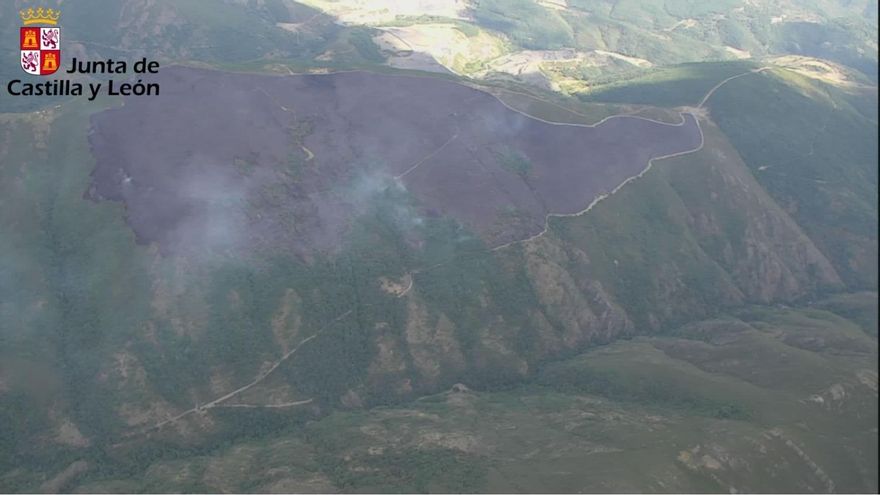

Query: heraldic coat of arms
20;7;61;76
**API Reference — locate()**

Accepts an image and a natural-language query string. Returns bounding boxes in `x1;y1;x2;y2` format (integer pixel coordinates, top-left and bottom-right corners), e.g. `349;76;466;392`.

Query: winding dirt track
698;67;770;108
489;66;769;252
395;131;459;179
490;111;703;251
129;310;352;437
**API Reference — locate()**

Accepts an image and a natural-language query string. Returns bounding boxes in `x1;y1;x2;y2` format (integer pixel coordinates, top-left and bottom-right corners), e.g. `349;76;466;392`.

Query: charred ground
88;67;701;255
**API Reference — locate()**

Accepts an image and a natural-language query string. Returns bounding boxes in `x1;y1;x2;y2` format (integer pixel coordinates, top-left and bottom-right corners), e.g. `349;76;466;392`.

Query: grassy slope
814;291;879;337
709;68;878;289
583;62;878;291
579;61;757;106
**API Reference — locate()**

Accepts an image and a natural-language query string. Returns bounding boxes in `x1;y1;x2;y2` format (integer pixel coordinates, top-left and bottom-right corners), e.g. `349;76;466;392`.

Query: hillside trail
395;131;459;179
698;66;770;108
489;65;770;252
126;310;352;438
491;90;693;129
122;65;768;440
304;66;772;287
489;86;678;126
339;67;773;311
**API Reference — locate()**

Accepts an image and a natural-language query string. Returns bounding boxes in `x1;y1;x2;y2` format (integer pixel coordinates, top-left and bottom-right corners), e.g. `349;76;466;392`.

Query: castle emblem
19;7;61;76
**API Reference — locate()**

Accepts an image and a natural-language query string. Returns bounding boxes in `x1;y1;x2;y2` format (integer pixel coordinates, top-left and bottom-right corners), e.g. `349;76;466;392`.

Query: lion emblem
21;52;38;73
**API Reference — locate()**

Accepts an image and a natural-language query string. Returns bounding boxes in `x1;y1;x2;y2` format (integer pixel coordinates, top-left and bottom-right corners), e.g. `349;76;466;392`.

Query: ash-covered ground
88;67;701;256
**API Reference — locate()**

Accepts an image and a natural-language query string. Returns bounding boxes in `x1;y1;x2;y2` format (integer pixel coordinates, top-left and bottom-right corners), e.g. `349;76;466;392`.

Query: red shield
20;26;61;76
